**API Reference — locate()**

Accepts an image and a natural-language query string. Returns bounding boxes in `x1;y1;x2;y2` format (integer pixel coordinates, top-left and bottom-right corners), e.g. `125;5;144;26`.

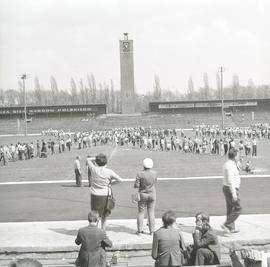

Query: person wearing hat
134;158;158;235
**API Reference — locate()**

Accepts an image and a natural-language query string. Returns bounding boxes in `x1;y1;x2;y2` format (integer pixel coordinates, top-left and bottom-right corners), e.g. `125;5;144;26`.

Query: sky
0;0;269;94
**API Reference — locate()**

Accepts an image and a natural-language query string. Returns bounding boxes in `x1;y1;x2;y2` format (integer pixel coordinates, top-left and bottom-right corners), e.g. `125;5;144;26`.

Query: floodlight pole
21;74;27;136
220;67;225;131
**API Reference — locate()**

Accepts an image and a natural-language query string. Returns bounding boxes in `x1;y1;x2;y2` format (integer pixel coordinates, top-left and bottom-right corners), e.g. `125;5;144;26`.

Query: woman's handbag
105;185;115;211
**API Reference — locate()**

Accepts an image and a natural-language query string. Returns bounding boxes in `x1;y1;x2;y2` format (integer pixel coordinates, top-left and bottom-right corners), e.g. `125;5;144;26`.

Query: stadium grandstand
0;104;107;135
149;98;270;113
0;103;107;119
0;99;270;135
149;98;270;127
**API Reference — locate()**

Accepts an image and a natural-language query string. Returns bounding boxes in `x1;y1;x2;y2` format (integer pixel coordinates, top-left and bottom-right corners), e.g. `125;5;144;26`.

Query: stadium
1;96;270;266
1;1;270;265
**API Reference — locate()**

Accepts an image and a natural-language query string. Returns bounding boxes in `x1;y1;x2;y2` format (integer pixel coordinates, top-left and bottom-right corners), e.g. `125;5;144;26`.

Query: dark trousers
223;186;242;230
252;145;257;156
88;170;91;187
195;248;217;265
75;169;82;187
224;144;228;154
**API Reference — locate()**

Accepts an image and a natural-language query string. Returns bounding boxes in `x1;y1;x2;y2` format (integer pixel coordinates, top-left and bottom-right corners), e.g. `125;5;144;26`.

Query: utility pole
219;67;225;131
20;74;27;136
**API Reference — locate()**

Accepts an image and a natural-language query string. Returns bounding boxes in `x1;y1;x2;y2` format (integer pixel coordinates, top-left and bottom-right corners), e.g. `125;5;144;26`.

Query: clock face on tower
122;41;130;52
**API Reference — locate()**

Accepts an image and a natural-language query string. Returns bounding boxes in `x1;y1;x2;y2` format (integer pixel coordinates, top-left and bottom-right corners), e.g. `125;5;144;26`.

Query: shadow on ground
49;224;136;236
106;223;136;234
49;228;78;236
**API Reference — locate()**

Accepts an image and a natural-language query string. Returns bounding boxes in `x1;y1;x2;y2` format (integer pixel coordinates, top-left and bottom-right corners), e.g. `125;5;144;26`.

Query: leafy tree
232;74;240;100
70;78;78;104
203;72;210;100
79;79;85;104
87;74;93;103
245;79;256;98
110;79;115;113
91;73;97;103
0;89;4;105
4;89;19;105
187;76;194;100
58;89;71;105
104;83;110;108
17;80;25;105
34;76;42;105
153;74;161;100
114;90;121;113
50;76;59;104
215;71;221;100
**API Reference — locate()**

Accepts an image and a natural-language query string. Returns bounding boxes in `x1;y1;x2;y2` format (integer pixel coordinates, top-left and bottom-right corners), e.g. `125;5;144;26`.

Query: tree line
0;72;269;113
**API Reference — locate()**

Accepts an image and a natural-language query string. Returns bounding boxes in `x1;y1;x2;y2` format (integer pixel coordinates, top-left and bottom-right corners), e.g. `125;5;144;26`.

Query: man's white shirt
223;159;241;199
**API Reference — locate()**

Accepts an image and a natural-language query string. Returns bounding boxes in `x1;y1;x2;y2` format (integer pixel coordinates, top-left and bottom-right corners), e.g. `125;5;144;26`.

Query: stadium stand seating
1;111;269;135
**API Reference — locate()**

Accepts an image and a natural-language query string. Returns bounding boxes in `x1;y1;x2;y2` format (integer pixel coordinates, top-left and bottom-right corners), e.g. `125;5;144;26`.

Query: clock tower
120;33;135;114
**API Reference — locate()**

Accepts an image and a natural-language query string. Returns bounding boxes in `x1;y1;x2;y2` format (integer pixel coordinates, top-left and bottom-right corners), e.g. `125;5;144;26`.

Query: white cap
143;158;153;169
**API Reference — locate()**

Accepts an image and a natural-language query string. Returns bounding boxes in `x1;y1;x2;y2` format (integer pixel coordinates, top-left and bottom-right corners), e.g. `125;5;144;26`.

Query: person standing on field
86;153;123;230
134;158;158;235
221;148;242;234
74;156;82;187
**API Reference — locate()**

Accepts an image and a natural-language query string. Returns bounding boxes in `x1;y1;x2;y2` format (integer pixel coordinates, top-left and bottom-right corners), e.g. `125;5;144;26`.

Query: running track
0;175;269;222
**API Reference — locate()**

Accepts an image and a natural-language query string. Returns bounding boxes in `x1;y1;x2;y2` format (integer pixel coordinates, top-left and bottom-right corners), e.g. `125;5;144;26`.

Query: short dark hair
9;258;43;267
88;211;99;223
162;210;176;227
195;212;210;223
228;148;238;160
95;154;107;166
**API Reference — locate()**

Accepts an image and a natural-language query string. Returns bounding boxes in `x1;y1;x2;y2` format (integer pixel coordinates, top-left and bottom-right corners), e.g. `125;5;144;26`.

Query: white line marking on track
0;174;269;185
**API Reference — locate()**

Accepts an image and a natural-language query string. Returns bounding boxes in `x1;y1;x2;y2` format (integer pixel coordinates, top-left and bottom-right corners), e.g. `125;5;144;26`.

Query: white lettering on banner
158;101;258;109
230;101;257;107
195;103;209;108
158;103;194;109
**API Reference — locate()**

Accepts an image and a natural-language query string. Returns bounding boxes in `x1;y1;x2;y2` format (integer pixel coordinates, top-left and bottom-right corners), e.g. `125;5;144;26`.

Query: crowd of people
1;123;266;266
0;136;72;166
44;123;269;157
2;122;268;167
71;146;242;267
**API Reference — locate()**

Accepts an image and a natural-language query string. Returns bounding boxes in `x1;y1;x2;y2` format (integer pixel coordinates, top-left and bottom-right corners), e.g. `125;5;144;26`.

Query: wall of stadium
0;104;107;119
149;99;270;113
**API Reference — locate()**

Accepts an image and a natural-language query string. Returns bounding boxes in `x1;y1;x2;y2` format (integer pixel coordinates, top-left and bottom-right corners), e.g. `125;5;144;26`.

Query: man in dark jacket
192;212;221;265
152;210;186;267
75;211;112;267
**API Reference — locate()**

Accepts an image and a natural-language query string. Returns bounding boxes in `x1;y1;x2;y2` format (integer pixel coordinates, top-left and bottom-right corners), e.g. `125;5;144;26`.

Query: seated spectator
191;212;220;265
245;160;253;174
9;258;42;267
75;211;112;267
152;210;186;267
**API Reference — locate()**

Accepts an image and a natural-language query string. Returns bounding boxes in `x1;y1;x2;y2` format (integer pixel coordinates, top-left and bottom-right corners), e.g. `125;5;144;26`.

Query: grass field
0;134;270;222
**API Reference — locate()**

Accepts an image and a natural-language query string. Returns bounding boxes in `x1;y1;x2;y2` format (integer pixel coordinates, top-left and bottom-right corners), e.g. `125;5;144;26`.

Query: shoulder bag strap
108;180;113;198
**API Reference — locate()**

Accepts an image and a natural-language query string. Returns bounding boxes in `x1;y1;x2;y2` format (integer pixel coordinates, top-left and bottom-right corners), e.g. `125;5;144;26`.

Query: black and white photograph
0;0;270;266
